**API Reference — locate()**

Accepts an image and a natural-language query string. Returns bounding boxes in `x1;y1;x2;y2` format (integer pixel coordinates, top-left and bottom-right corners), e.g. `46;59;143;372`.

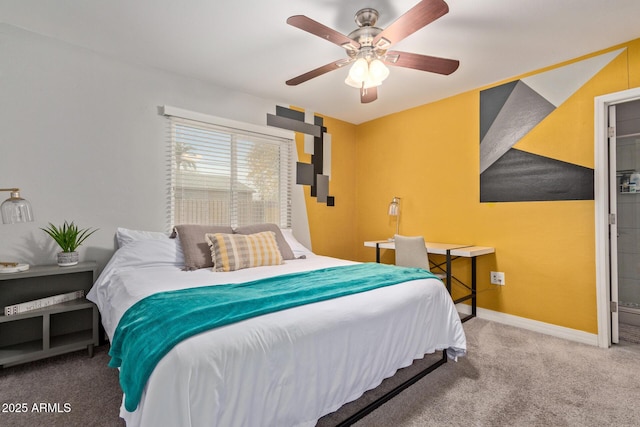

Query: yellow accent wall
300;38;640;334
514;50;628;167
296;115;359;260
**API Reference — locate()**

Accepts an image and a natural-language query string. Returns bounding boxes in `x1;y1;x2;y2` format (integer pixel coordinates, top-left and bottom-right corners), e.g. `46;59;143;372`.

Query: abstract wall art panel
316;174;329;203
480;80;555;175
267;106;335;206
296;162;314;185
304;110;315;154
479;48;625;202
480;149;595;202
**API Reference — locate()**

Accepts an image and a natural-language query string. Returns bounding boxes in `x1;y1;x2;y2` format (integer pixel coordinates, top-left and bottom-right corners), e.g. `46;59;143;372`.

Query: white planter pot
57;251;79;267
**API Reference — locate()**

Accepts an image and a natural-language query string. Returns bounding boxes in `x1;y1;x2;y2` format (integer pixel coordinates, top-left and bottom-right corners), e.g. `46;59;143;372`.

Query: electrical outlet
490;271;505;286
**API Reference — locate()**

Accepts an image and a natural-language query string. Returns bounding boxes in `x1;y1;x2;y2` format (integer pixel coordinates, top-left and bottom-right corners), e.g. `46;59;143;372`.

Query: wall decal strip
266;114;321;137
267;106;335;206
304;110;315;154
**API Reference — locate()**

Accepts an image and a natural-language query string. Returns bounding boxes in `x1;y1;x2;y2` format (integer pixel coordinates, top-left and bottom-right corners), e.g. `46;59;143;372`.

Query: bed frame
334;249;473;425
336;350;448;426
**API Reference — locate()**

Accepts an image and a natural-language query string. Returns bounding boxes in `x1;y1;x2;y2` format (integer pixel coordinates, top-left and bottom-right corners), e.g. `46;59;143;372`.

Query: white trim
608;104;620;344
161;105;294;140
594;87;640;348
291;146;312;251
456;304;599;346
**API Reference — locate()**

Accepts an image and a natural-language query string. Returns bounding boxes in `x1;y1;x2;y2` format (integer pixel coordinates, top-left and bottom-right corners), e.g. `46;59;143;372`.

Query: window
164;107;293;229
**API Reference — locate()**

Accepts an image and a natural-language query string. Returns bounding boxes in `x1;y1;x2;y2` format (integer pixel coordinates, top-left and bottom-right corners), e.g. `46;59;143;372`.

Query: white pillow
116;227;171;248
111;237;185;268
281;229;313;257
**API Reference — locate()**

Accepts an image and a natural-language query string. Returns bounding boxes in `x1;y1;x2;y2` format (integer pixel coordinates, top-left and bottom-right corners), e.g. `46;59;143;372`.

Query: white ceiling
3;0;640;124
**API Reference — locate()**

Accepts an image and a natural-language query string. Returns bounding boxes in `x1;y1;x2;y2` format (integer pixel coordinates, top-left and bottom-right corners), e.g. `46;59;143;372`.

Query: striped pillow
205;231;284;272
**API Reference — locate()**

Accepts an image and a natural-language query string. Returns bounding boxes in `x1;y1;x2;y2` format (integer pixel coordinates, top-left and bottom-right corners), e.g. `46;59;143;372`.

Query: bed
88;225;466;427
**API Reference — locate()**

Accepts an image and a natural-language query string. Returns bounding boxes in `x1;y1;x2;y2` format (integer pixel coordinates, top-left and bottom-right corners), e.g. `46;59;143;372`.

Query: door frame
594;87;640;348
607;104;620;345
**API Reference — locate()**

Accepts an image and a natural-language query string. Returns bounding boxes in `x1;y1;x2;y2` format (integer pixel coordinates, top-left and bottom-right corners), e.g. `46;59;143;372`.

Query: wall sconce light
1;188;34;224
388;196;400;239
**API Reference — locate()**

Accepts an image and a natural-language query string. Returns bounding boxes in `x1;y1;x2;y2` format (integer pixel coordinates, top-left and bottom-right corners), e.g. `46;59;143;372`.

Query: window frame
162;106;294;230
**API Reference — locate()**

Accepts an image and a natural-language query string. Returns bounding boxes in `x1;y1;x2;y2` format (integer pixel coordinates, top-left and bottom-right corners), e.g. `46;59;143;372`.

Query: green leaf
41;220;98;252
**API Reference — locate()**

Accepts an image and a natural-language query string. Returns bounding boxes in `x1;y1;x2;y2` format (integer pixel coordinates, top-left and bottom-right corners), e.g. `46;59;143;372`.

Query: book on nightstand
4;290;85;316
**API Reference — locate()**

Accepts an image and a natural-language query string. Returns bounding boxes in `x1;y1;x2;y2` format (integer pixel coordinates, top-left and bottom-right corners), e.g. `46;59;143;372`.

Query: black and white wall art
267;106;334;206
479;49;624;202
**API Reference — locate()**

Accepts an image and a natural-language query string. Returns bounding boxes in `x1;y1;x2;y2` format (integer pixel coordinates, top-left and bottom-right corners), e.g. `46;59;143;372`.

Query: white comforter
88;238;466;427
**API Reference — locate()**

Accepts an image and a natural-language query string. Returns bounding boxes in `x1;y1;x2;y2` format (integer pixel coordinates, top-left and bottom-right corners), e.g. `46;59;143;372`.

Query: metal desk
364;240;495;322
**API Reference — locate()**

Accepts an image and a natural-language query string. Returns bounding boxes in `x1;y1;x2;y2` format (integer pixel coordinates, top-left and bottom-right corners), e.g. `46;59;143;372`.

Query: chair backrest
394;234;431;271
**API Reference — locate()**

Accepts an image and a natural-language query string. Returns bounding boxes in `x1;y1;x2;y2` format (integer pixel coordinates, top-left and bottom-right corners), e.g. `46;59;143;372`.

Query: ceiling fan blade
386;50;459;75
361;86;378;103
286;59;349;86
287;15;360;51
373;0;449;49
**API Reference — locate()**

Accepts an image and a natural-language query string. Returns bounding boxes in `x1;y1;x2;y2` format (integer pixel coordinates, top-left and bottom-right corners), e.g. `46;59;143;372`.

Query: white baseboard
456;304;599;346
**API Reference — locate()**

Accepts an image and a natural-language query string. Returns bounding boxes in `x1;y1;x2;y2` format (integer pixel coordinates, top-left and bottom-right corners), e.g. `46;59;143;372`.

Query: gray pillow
172;224;234;270
234;223;295;260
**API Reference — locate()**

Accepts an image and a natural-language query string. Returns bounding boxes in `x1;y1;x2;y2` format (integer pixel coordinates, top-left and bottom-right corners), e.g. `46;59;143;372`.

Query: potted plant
41;221;98;266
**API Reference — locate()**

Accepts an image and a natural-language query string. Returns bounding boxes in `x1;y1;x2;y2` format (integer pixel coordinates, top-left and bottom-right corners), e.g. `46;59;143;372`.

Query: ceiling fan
286;0;459;104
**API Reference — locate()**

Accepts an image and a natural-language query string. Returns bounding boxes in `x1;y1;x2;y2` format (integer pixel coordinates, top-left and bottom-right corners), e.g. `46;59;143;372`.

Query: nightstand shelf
0;262;99;368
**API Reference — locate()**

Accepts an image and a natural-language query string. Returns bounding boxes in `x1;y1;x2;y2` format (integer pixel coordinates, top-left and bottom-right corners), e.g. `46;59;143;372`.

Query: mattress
88;234;466;426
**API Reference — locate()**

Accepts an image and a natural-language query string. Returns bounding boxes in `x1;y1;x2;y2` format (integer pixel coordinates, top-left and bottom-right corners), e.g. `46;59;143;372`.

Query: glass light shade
368;59;390;82
346;72;382;89
348;58;369;83
1;190;34;224
362;74;382;89
388;196;400;239
344;75;363;88
388;197;400;216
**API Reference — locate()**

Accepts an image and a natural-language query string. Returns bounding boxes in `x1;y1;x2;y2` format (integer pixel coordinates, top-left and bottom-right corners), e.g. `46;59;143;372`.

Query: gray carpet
0;345;124;427
348;319;640;427
620;322;640;344
2;318;640;427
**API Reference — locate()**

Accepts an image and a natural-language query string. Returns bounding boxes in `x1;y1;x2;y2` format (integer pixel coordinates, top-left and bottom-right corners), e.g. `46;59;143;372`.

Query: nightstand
0;262;99;368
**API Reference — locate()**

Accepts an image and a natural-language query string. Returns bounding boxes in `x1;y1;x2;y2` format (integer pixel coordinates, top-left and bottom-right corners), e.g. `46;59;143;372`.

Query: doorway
613;100;640;341
595;87;640;348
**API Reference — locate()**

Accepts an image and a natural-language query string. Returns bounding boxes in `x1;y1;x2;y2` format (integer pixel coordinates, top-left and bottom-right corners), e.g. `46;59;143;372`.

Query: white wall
0;24;305;270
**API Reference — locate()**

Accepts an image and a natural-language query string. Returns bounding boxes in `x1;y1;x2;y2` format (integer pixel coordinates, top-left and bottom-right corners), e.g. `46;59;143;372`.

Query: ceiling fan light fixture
345;57;387;89
375;37;392;50
344;75;363;88
341;42;359;52
286;1;459;103
362;75;382;89
348;57;369;82
345;73;381;89
368;59;389;82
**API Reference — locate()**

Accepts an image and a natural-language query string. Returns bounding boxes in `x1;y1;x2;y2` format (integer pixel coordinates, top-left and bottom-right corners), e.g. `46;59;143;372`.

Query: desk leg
445;250;452;294
375;243;381;263
471;257;477;318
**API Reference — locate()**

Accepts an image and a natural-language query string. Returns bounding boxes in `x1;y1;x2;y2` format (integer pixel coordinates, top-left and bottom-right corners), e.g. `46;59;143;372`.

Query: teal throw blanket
109;262;439;411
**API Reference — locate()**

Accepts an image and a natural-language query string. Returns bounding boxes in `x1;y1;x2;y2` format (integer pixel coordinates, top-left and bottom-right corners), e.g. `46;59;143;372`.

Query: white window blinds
165;109;293;229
